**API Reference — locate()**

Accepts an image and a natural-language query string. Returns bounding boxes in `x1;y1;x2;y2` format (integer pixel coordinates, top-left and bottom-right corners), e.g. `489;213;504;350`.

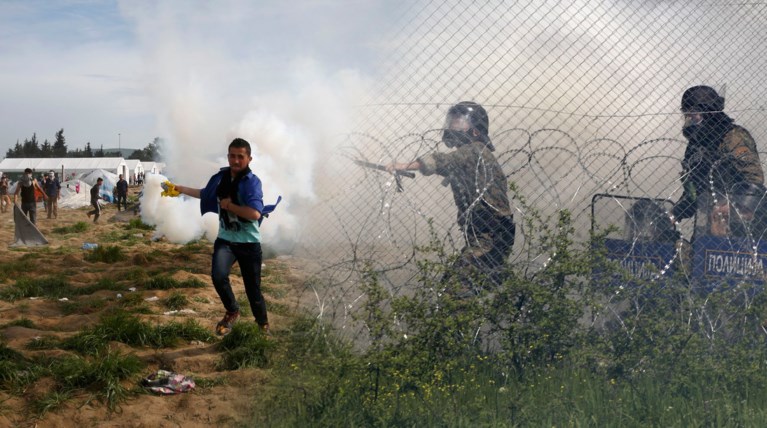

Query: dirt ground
0;189;309;427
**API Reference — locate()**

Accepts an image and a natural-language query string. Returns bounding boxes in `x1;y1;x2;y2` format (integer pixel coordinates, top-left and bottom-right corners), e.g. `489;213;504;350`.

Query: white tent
0;157;129;181
58;179;93;208
142;161;165;175
124;159;144;183
57;169;118;207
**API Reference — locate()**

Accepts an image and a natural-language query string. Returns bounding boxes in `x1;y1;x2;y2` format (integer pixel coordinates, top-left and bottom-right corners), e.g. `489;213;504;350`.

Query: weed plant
143;275;179;290
143;275;206;290
62;309;214;354
0;276;74;301
162;291;188;310
51;222;89;234
84;245;126;263
48;350;144;411
2;318;35;329
25;336;60;350
59;298;107;315
216;323;274;370
0;343;43;393
29;390;71;418
0;258;34;282
126;218;154;231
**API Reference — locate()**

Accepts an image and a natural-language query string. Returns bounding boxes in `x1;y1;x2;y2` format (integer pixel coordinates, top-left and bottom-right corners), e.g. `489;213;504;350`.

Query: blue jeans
211;238;268;326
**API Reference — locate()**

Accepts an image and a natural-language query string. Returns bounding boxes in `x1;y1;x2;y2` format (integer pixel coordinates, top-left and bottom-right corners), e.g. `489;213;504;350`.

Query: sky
0;0;399;155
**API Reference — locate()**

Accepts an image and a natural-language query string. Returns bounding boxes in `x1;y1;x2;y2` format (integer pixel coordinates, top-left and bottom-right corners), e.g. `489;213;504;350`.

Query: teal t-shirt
213;170;264;243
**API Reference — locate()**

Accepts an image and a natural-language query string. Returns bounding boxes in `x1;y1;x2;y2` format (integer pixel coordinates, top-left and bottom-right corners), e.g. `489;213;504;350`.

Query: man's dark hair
24;168;32;174
97;178;103;182
229;138;252;155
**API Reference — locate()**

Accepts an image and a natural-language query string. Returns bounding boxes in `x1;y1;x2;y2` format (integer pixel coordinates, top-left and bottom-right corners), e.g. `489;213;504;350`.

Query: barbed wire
291;1;767;347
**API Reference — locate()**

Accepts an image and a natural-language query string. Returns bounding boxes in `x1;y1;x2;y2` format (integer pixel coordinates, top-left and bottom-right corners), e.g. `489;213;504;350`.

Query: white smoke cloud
140;173;217;243
119;1;381;246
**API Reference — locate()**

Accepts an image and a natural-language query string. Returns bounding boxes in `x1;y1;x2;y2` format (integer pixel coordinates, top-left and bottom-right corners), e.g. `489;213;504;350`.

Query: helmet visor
444;111;472;132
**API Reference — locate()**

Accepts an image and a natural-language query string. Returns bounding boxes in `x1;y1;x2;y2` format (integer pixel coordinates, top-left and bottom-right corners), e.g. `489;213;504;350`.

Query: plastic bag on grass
141;370;195;395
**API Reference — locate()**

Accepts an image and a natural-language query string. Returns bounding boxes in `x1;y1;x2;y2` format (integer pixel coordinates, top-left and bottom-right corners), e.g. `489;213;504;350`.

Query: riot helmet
681;86;724;113
681;86;726;140
442;101;491;149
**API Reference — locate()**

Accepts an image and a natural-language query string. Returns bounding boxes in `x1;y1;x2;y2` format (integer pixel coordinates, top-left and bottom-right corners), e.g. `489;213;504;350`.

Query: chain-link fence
289;1;767;343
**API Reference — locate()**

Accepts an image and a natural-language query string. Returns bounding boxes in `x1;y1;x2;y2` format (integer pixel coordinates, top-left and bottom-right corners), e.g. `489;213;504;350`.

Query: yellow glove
161;181;180;197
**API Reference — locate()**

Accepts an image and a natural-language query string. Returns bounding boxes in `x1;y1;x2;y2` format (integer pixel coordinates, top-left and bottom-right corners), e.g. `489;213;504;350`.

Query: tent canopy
0;157;129;180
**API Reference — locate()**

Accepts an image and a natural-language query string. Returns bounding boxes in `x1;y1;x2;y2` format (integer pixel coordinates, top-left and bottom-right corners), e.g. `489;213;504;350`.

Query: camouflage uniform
674;122;765;238
418;140;515;282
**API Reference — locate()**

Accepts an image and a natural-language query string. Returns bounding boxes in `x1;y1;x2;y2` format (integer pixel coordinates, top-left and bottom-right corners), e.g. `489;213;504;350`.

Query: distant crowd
0;169;139;225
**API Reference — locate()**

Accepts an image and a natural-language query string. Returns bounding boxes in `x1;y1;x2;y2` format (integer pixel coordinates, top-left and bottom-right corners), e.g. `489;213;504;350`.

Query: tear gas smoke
140;173;218;243
121;2;376;247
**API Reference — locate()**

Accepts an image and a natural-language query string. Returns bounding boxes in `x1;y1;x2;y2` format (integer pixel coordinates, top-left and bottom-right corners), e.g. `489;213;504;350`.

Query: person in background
44;170;61;219
115;174;128;211
0;175;10;213
14;168;47;225
164;138;270;336
87;177;104;223
387;101;516;296
670;86;765;237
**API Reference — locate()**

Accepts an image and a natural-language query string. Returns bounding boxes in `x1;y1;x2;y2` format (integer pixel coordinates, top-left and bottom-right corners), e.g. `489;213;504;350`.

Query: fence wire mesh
291;1;767;345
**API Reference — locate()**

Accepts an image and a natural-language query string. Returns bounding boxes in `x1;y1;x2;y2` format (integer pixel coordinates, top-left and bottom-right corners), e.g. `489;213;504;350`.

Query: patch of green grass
181;277;207;288
156;319;215;345
216;323;274;370
126;218;154;231
62;309;214;354
144;275;206;290
0;259;34;283
193;296;211;304
25;336;60;350
48;350;144;411
59;299;107;316
143;275;179;290
260;283;286;299
116;292;148;308
262;264;288;281
192;376;227;389
78;277;123;295
266;301;291;316
236;296;252;318
123;267;149;282
162;291;189;310
84;245;126;263
2;318;35;329
29;390;71;418
51;222;89;234
177;240;211;255
0;276;74;301
0;343;43;393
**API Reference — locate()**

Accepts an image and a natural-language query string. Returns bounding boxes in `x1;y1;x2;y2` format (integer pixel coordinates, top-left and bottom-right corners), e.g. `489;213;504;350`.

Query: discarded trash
29;297;39;300
128;287;137;292
141;370;196;395
82;243;99;250
58;297;69;302
163;309;197;316
116;294;122;299
144;296;159;302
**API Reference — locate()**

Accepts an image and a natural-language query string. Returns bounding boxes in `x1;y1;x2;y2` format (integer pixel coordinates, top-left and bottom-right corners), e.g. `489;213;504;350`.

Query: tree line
5;129;163;161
